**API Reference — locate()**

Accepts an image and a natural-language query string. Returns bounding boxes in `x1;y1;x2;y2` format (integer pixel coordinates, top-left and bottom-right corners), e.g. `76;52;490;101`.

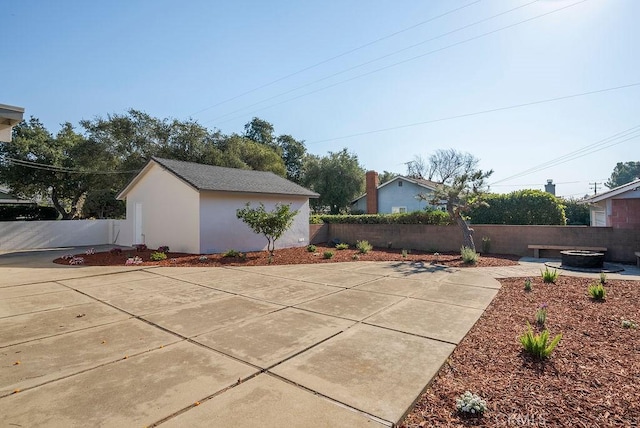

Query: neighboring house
0;104;24;142
0;190;33;204
351;171;439;214
117;157;319;254
580;178;640;228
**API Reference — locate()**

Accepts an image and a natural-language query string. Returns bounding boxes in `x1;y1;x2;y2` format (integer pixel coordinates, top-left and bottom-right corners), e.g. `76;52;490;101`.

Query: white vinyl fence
0;219;132;251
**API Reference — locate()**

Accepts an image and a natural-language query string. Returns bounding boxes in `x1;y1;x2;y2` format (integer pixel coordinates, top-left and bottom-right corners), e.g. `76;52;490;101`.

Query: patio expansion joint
0;300;91;321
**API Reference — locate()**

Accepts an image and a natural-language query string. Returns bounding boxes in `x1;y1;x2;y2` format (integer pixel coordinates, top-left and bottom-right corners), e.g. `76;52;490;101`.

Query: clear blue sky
3;0;639;198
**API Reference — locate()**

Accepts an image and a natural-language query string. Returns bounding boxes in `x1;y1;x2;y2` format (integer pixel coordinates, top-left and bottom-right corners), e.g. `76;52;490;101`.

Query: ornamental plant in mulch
541;266;559;283
399;276;640;427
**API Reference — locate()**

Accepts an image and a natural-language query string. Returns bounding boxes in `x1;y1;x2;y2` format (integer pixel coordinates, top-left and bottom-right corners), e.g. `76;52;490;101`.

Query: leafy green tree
302;149;365;214
82;189;126;219
605;161;640;189
469;190;566;225
378;170;400;184
236;202;298;255
219;135;286;176
276;134;306;183
561;197;589;225
0;118;108;219
243;117;276;149
416;149;492;251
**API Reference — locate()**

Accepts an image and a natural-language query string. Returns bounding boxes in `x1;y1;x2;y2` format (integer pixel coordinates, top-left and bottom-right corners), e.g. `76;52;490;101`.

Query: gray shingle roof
152;157;319;197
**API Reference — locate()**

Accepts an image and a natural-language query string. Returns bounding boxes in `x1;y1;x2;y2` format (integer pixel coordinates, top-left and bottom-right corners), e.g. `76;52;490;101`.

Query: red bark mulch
52;244;520;268
399;275;640;427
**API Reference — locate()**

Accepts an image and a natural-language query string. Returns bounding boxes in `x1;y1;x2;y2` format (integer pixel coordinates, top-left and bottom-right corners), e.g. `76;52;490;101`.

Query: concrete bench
635;251;640;268
528;245;608;259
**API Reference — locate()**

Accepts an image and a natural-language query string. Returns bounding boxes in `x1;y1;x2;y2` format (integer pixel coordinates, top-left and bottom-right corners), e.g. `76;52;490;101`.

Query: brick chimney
366;170;379;214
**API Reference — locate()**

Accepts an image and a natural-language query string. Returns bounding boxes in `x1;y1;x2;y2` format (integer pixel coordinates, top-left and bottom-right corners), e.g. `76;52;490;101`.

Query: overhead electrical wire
204;0;586;126
188;0;483;117
305;82;640;144
204;0;541;124
5;157;140;174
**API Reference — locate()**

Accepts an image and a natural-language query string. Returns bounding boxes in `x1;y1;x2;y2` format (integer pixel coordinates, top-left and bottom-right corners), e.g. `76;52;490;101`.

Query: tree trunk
448;205;475;251
50;188;71;220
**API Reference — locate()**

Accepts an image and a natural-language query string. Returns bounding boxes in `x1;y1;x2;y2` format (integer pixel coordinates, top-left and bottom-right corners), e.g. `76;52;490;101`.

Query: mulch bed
399;275;640;427
52;244;520;268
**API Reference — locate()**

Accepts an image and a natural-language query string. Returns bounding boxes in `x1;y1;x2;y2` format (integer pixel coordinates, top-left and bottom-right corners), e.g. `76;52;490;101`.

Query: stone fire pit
561;250;604;269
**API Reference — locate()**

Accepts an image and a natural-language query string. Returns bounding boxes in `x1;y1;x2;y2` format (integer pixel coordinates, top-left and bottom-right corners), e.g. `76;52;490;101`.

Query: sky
3;0;639;199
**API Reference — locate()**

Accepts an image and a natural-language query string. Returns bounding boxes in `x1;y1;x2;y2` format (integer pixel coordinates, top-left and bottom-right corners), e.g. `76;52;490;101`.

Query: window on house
392;206;407;213
398;181;403;187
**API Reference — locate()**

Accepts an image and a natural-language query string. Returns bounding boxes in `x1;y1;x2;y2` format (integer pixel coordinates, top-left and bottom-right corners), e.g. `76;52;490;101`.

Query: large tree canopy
302;149;365;214
415;149;492;251
0;111;304;219
605;161;640;189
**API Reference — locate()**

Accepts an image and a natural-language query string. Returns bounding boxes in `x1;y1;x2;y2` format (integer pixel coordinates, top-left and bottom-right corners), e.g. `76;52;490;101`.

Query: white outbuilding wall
199;191;310;253
123;164;201;253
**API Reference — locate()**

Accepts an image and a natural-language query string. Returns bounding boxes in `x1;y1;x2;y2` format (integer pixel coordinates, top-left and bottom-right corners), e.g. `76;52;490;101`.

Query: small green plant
460;246;478;265
198;255;208;262
401;249;408;258
323;251;334;259
621;319;637;329
481;236;491;254
356;240;372;254
519;322;562;359
535;303;548;326
335;243;349;250
223;249;241;258
150;252;167;261
157;245;170;253
351;254;360;260
306;244;317;253
599;272;607;285
524;278;532;291
588;282;606;301
455;391;487;415
541;267;559;283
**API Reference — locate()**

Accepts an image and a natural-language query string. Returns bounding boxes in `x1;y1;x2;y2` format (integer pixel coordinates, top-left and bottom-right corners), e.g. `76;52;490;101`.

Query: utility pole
589;182;602;194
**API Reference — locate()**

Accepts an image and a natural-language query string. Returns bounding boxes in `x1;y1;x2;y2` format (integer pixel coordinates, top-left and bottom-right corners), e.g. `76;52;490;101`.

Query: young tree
415;149;493;251
236;202;298;256
378;170;400;184
605;161;640;189
302;149;365;214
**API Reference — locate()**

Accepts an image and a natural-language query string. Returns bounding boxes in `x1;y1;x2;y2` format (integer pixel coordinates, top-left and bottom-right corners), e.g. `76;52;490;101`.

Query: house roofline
351;175;438;204
579;178;640;204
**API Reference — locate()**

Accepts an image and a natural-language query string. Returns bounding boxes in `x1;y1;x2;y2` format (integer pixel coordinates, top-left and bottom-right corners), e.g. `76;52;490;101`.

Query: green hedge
0;205;59;221
310;211;452;225
468;190;566;225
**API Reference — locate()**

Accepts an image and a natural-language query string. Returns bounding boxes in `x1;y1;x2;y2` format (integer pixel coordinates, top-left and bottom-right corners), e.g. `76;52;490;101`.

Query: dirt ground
53;244;520;268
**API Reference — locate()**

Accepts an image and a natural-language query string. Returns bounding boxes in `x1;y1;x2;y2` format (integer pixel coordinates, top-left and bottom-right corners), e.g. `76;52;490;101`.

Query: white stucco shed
117;157;319;254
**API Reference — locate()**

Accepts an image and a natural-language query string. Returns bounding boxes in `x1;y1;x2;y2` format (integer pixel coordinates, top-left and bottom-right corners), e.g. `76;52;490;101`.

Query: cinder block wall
319;223;639;263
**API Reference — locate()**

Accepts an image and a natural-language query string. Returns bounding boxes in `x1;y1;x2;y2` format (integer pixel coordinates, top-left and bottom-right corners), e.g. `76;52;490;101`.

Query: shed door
134;203;144;244
592;210;606;227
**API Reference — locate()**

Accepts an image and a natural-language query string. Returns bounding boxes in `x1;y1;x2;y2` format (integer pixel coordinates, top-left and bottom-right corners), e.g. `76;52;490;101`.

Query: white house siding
124;164;200;253
199;192;310;253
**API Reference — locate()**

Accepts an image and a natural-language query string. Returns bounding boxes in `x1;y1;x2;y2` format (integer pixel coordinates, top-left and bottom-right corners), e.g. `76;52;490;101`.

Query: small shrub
85;248;95;255
110;248;122;255
541;267;559;283
599;272;607;285
125;256;143;266
588;282;606;301
198;255;208;262
535;303;548;326
519;322;562;359
223;249;241;258
456;391;487;415
460;246;478;265
157;245;170;253
61;254;74;260
134;244;147;252
621;319;637;329
306;244;317;253
150;252;167;261
352;254;360;260
524;278;532;291
335;242;349;250
69;256;85;265
401;249;408;258
323;251;334;259
356;240;372;254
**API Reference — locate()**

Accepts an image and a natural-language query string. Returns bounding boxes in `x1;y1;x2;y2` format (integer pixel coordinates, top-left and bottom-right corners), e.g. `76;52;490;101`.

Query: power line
205;0;541;123
187;0;483;118
205;0;586;126
5;158;140;174
306;82;640;145
491;125;640;184
589;181;603;194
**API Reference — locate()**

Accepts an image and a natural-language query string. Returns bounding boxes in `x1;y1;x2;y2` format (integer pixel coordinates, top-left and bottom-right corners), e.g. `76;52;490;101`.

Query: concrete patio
1;251;638;427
